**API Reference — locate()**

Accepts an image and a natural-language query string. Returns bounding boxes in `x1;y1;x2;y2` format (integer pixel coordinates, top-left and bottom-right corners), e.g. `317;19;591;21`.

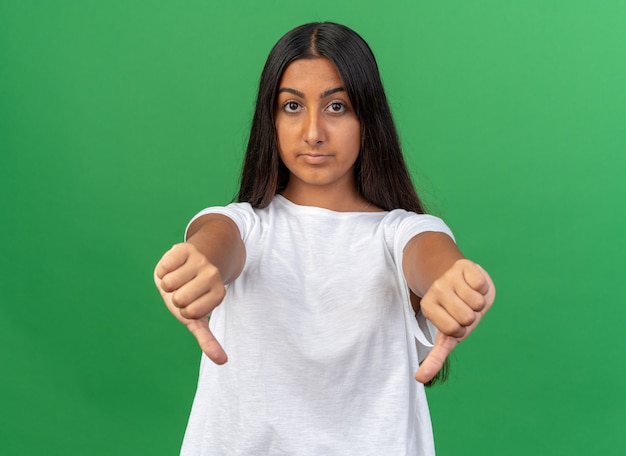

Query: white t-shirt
180;195;454;456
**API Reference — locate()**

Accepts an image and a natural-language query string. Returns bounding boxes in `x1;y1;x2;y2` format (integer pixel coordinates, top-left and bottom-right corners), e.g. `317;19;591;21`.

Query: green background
2;0;625;454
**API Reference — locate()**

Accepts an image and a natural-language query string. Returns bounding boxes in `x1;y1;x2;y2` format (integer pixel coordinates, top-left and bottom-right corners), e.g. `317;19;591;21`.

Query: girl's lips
300;154;332;164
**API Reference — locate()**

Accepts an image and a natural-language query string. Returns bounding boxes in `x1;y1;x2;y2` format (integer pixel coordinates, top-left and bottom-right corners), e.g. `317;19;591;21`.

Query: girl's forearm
186;214;246;285
402;231;466;297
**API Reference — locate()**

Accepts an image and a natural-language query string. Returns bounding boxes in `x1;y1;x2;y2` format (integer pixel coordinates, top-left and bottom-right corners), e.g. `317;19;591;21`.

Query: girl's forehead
279;58;343;89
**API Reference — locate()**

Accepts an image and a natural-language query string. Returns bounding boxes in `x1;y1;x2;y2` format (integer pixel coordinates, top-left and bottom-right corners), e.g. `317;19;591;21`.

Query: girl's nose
303;111;326;146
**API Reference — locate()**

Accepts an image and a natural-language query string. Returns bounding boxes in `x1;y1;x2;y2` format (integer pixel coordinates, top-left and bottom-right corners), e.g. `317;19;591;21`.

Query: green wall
2;1;625;454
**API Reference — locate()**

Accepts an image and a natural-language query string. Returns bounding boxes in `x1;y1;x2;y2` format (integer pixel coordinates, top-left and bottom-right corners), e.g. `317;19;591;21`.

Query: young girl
155;22;495;456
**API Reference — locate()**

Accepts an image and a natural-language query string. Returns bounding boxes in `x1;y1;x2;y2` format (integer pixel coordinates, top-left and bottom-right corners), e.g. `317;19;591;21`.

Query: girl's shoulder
185;201;256;242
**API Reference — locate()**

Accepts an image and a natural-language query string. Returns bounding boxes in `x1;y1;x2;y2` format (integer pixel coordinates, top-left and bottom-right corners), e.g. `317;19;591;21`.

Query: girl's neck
280;185;376;213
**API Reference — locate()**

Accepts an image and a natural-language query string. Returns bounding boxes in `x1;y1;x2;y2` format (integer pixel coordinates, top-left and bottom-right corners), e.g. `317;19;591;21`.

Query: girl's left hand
415;260;496;383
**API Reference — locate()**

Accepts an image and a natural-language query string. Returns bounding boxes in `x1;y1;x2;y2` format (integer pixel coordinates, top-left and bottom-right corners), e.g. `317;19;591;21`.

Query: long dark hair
238;22;426;215
237;22;447;385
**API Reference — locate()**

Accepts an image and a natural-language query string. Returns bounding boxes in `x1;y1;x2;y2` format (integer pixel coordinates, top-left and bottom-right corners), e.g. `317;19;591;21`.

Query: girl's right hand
154;243;228;364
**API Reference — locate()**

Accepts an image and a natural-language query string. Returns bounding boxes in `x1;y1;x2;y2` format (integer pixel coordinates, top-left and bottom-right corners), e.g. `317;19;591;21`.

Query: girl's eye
327;102;346;113
283;101;301;113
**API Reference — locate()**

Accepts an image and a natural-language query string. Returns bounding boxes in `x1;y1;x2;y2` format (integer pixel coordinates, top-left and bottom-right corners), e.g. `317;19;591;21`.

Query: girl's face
275;58;361;201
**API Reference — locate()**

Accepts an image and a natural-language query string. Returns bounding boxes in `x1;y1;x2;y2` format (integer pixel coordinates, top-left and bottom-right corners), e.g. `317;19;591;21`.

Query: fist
154;243;226;322
154;243;228;364
420;259;493;340
415;260;495;383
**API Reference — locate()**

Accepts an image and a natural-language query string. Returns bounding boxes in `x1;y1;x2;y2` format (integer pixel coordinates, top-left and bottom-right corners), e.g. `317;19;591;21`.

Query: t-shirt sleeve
183;202;257;242
393;212;455;252
386;210;455;362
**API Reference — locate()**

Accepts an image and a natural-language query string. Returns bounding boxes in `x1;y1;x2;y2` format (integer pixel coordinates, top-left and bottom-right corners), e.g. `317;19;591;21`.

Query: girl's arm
402;232;496;383
154;214;246;364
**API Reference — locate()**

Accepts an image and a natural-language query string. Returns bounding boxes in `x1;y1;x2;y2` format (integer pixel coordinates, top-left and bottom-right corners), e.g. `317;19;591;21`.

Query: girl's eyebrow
320;87;346;98
278;87;346;99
